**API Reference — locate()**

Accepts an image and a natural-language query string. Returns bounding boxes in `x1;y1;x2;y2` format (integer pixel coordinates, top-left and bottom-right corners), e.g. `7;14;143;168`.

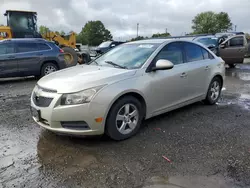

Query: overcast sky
0;0;250;40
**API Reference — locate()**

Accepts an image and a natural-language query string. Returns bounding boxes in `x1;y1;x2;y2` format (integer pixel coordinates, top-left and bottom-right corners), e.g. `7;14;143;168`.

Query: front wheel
105;96;143;140
204;77;222;105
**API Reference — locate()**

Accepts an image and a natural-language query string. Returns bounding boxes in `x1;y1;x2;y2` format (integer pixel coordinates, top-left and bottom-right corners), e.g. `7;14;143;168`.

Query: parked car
31;39;225;140
193;35;220;55
193;34;248;68
94;41;124;55
0;38;66;78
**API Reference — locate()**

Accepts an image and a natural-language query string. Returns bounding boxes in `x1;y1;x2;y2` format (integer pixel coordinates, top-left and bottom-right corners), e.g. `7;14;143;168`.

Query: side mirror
151;59;174;71
220;43;226;49
111;44;116;47
207;44;216;50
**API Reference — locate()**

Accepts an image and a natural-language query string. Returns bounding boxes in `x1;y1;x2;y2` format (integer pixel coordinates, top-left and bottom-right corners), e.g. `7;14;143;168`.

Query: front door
0;43;18;78
145;42;188;115
219;36;246;64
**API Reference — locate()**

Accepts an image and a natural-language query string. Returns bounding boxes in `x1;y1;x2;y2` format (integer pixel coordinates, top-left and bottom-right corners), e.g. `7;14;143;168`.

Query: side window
229;36;244;47
17;42;38;53
155;42;184;65
201;48;214;59
37;43;51;50
0;43;15;55
184;42;203;62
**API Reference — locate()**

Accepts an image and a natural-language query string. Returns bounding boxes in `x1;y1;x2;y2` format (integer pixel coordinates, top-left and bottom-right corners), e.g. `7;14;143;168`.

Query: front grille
33;93;53;107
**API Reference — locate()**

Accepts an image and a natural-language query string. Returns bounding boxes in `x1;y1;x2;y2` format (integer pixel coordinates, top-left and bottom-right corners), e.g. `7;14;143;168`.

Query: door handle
205;66;210;70
36;53;43;56
180;72;187;78
7;55;15;59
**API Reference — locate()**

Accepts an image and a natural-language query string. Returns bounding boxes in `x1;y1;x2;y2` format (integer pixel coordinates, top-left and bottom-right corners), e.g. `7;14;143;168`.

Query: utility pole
137;23;139;37
235;25;237;32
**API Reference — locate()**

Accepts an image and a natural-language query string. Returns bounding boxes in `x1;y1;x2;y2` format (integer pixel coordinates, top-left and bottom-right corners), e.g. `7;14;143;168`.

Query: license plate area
30;107;41;122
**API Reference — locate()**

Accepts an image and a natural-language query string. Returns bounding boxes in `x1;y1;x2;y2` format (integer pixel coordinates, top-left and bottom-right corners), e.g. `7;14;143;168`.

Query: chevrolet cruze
31;39;225;140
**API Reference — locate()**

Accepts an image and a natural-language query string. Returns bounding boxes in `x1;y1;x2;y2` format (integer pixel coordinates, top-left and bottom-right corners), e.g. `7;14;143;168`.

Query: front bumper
30;87;107;136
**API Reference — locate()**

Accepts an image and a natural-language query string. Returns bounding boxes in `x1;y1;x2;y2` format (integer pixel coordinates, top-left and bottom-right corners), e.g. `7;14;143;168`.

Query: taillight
59;49;64;53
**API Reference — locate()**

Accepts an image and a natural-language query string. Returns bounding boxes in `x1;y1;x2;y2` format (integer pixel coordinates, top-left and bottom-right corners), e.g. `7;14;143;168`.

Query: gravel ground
0;62;250;188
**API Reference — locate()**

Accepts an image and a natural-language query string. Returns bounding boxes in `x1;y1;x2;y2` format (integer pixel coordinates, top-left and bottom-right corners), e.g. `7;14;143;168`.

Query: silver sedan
31;39;225;140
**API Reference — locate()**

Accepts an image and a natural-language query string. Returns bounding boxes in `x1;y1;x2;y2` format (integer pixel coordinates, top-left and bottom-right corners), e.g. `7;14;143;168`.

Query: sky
0;0;250;41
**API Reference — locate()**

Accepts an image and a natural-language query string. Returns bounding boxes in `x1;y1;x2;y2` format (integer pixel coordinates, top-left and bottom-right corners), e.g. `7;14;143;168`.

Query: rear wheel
62;46;78;67
41;63;58;77
105;96;143;140
204;77;222;105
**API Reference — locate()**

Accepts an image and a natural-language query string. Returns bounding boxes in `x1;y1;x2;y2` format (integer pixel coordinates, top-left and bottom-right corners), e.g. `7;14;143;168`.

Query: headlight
61;85;105;105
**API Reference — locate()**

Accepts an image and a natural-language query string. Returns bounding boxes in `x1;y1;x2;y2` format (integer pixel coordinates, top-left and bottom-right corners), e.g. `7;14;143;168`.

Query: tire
41;63;58;77
228;64;235;68
105;96;143;140
204;77;222;105
62;46;78;67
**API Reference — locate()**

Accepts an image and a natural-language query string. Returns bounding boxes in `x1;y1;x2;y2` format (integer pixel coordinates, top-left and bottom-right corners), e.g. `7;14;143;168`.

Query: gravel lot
0;62;250;188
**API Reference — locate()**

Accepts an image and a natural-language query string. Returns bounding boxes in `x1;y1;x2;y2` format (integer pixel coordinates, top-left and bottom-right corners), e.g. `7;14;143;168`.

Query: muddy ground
0;62;250;188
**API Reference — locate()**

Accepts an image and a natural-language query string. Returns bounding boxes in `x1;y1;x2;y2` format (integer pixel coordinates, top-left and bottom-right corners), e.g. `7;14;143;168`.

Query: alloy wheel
116;103;139;135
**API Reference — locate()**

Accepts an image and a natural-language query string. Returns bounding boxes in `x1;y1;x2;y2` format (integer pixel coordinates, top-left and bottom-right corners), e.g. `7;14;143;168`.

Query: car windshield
92;43;159;69
197;37;218;46
98;41;112;48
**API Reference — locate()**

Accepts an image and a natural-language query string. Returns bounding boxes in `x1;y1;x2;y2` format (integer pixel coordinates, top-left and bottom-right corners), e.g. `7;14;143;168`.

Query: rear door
16;42;42;76
219;36;246;64
0;42;18;78
182;42;212;99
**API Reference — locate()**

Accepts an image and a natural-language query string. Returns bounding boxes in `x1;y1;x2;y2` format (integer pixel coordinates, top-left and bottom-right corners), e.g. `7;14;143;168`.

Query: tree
39;25;50;35
152;32;171;38
192;11;232;34
130;36;145;41
77;21;113;46
60;31;65;36
246;33;250;40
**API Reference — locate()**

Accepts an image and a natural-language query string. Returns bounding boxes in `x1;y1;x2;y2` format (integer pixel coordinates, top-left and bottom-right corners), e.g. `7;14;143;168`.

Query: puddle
226;71;250;81
36;133;99;176
217;93;250;110
143;175;239;188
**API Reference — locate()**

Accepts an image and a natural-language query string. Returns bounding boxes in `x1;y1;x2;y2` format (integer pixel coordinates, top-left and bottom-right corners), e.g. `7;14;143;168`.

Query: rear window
201;48;214;59
230;37;244;47
0;43;15;55
37;43;51;50
17;42;38;53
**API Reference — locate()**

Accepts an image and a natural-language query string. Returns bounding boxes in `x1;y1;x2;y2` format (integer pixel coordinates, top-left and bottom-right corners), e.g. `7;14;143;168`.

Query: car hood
37;65;137;93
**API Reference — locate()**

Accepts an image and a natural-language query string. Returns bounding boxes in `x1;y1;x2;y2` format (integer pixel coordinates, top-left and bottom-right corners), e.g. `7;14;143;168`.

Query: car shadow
0;76;37;84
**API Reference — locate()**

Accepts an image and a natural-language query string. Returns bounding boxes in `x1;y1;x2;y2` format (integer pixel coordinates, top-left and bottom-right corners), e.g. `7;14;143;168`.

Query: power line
137;23;139;37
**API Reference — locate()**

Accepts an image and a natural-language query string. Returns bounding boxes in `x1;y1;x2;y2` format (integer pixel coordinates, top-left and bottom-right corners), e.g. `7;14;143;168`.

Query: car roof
128;39;173;44
0;38;48;43
193;35;218;40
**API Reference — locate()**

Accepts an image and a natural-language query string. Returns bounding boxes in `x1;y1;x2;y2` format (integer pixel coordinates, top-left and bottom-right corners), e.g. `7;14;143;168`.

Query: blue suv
0;38;66;78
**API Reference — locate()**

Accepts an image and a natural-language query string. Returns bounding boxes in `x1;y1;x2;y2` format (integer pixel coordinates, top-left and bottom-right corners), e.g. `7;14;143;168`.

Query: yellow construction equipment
0;10;79;66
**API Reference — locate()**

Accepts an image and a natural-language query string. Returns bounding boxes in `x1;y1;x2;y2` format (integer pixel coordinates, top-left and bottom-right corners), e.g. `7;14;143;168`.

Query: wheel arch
212;74;224;87
104;90;147;124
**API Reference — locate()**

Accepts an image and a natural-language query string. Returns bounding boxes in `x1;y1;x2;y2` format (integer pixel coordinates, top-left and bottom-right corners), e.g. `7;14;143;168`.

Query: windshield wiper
89;59;99;65
104;61;127;69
